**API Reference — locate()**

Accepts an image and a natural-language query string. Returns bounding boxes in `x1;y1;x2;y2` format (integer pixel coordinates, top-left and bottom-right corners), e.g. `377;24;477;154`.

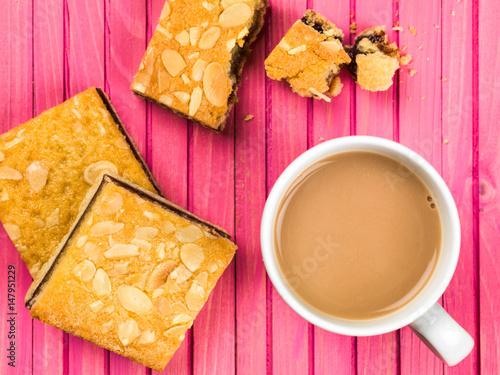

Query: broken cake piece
344;26;411;92
26;174;237;372
0;88;162;277
265;10;351;102
131;0;268;132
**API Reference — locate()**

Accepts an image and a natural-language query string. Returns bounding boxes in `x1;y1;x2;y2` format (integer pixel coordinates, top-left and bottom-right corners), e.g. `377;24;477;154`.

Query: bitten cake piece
26;174;237;372
344;26;411;92
131;0;268;132
265;10;351;102
0;88;162;277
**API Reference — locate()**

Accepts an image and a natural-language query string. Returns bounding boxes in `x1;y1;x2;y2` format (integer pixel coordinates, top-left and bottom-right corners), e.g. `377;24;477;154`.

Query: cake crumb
409;69;417;77
443;139;449;144
434;25;440;29
243;115;254;122
350;22;357;33
392;26;404;32
408;97;413;101
421;96;426;100
409;26;417;35
350;14;354;18
442;77;448;82
318;137;325;142
451;10;456;16
402;45;408;51
418;45;423;50
399;54;412;65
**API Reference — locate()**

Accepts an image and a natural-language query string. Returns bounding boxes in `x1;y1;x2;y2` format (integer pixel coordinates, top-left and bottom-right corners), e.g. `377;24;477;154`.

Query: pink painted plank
147;1;191;374
32;0;66;374
191;123;235;374
441;0;479;374
106;0;149;373
266;1;310;374
234;19;267;375
398;0;445;373
354;1;399;373
0;1;34;373
65;0;108;373
478;0;500;373
309;1;356;373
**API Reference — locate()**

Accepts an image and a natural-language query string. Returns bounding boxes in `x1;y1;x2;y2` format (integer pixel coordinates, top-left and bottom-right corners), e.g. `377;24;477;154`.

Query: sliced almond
164;325;188;338
108;261;130;276
156;243;166;260
117;318;140;346
146;260;177;291
91;221;124;237
4;224;21;241
116;137;129;149
84;242;100;262
170;264;192;284
320;40;343;54
0;151;4;161
172;302;188;313
131;238;152;251
0;166;22;180
90;300;104;312
93;269;111;298
195;271;209;287
218;3;251;27
161;220;176;235
136;330;156;345
76;236;87;248
221;0;247;8
84;161;118;185
203;62;230;107
181;73;191;85
238;26;249;40
189;27;201;46
174;91;190;104
1;189;9;201
143;210;160;221
288;45;307;55
158;68;171;93
162;49;186;77
202;1;214;11
191;59;208;82
154;296;172;316
46;208;59;228
185;282;206;310
198;27;222;49
103;304;115;314
100;192;123;216
180;244;205;272
73;260;96;281
189;87;203;117
159;95;173;106
160;2;170;20
166;276;182;293
26;161;49;193
175;225;204;243
227;38;236;51
278;39;291;51
175;30;190;46
152;289;164;299
102;319;114;333
172;314;192;325
104;244;140;260
187;52;200;60
135;227;159;240
117;285;153;314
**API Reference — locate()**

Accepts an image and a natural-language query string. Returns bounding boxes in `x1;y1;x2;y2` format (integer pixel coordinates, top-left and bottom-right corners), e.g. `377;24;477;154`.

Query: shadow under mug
260;136;474;366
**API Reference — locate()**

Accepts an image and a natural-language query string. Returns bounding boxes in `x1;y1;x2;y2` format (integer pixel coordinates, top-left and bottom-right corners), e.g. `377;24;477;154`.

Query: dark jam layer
301;16;343;41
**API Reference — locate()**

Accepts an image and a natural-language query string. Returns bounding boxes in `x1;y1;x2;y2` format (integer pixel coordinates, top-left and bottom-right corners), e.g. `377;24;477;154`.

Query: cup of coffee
261;136;474;366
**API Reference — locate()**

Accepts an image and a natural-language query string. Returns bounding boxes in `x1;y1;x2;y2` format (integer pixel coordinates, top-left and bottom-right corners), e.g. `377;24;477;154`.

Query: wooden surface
0;0;496;374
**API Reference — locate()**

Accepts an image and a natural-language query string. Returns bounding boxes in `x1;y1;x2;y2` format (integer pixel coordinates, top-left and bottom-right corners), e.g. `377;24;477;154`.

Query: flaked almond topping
76;236;88;248
0;166;22;180
203;230;217;239
93;269;111;297
161;220;176;235
159;95;173;106
218;3;252;27
175;225;204;243
73;260;96;281
91;221;124;237
146;260;177;291
0;189;9;201
320;40;342;53
131;238;152;251
166;276;181;293
180;244;205;272
84;161;118;185
198;27;222;49
288;45;307;55
157;24;173;39
152;289;164;299
84;242;100;262
117;285;153;314
185;281;206;310
190;27;201;46
172;302;188;313
156;243;166;260
238;26;249;40
309;87;332;103
162;49;187;77
278;39;291;51
170;264;193;284
175;30;190;46
203;62;230;107
181;73;191;85
4;223;21;241
103;304;115;314
118;318;140;346
202;1;214;11
221;0;248;8
164;325;188;338
187;52;200;60
108;261;130;276
195;271;209;287
208;263;219;272
34;219;45;228
191;59;208;82
132;82;147;94
158;68;171;93
174;91;190;104
135;227;159;240
172;314;192;325
102;319;114;332
189;87;203;117
46;208;60;228
136;330;156;345
104;244;140;260
160;2;170;20
100;192;123;216
90;300;104;313
201;21;209;28
0;151;4;161
154;296;172;316
143;210;160;221
26;161;49;193
227;38;236;51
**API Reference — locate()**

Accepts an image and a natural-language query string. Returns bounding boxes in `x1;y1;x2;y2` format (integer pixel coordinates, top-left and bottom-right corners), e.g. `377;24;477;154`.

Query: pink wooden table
0;0;497;374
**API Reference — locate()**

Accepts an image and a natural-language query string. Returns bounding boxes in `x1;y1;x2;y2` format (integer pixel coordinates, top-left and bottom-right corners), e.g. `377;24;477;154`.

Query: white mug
260;136;474;366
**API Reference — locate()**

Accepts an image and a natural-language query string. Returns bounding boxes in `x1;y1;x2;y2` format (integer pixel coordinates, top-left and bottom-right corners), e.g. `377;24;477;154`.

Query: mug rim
260;135;461;336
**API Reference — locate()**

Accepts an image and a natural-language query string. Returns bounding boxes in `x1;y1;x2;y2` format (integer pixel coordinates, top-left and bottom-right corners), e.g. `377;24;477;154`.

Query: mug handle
410;303;474;366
